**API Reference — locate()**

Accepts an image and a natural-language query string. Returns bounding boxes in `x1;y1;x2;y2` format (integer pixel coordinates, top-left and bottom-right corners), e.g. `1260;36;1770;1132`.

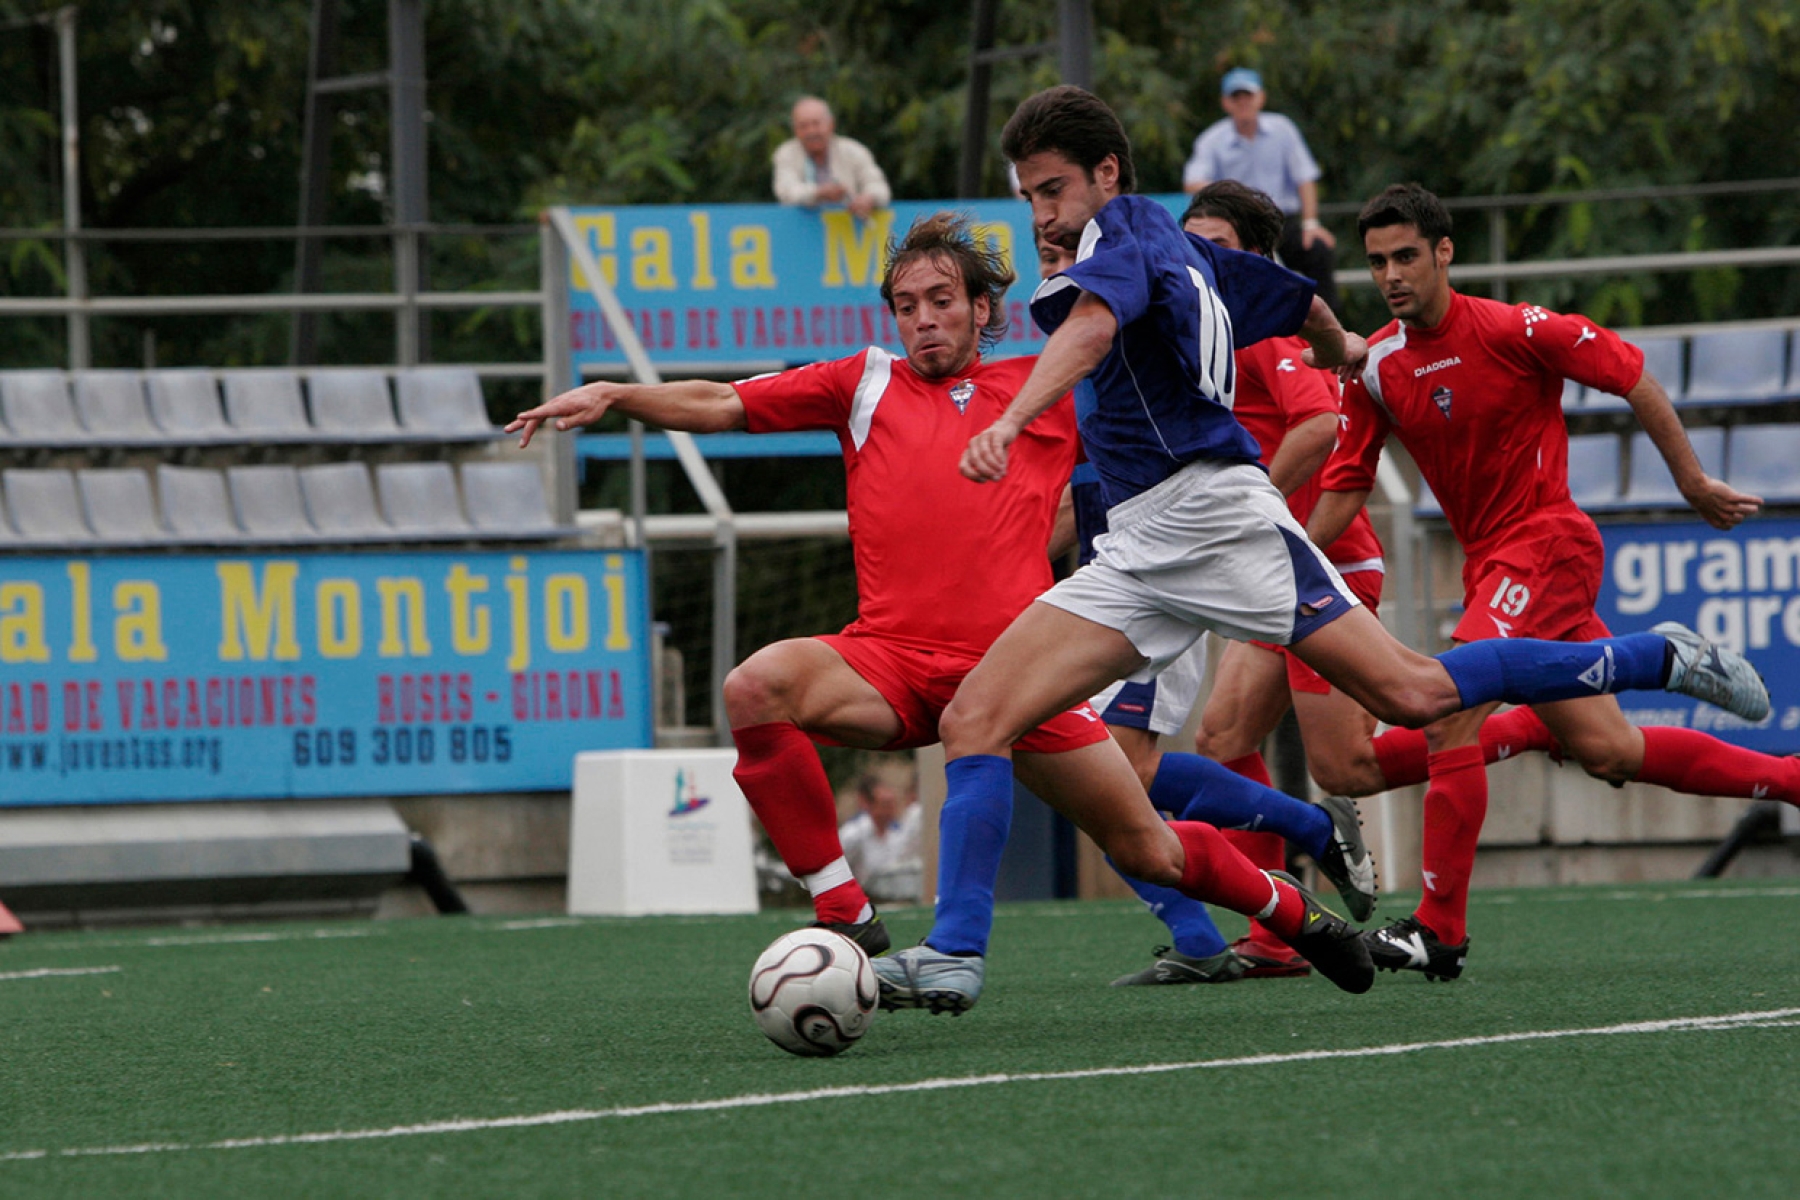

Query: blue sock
927;755;1014;956
1111;866;1229;958
1149;753;1331;862
1437;632;1667;708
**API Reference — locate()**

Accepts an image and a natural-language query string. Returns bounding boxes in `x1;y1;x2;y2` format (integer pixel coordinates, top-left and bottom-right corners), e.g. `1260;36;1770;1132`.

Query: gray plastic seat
1565;433;1621;508
220;370;313;440
228;465;319;540
376;462;472;534
1788;332;1800;397
1560;377;1584;411
0;488;18;544
1685;328;1789;405
146;370;230;441
156;465;244;542
309;369;401;438
1414;478;1443;518
1624;426;1725;505
3;468;93;544
1585;334;1685;410
1724;422;1800;502
0;371;83;445
73;371;161;444
397;368;496;437
299;462;392;538
78;468;166;544
461;461;561;534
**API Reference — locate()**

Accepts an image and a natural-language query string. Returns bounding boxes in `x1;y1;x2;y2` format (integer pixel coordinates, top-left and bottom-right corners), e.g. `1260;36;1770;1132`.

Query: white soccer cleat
1655;621;1770;722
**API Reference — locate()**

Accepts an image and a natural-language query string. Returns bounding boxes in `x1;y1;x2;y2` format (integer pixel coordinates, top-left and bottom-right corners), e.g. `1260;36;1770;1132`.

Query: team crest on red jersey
948;380;975;413
1431;385;1453;419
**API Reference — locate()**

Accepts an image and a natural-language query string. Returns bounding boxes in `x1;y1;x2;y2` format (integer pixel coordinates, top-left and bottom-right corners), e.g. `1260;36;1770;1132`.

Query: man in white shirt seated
772;95;891;220
838;773;921;903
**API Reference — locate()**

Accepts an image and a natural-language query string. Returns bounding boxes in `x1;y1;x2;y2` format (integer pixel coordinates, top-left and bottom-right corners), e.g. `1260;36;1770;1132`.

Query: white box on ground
568;749;759;916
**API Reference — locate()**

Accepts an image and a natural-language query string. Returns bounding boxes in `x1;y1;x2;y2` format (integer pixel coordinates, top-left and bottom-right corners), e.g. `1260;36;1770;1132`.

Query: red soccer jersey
1233;335;1384;568
734;349;1079;657
1324;291;1644;560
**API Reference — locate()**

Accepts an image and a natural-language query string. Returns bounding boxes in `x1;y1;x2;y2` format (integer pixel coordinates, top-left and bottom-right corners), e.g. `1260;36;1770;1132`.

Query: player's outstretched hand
962;422;1017;482
1304;332;1369;383
1683;476;1762;531
505;384;620;449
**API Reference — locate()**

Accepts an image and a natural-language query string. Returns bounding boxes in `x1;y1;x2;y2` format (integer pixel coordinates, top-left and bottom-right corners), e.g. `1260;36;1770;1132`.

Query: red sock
1413;745;1487;945
1173;821;1303;936
731;722;868;923
1373;708;1555;788
1220;752;1286;938
1635;727;1800;803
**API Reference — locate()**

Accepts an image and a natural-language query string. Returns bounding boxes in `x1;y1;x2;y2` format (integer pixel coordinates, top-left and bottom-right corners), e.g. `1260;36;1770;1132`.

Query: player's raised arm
507;379;746;449
1621;370;1761;531
961;292;1116;482
1297;296;1367;379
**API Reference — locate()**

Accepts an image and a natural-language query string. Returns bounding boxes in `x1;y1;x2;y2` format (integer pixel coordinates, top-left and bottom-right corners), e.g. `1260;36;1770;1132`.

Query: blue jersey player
870;86;1770;1016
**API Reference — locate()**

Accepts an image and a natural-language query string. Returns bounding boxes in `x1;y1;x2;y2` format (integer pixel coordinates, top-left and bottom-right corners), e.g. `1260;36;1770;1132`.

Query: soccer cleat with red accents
1230;935;1312;978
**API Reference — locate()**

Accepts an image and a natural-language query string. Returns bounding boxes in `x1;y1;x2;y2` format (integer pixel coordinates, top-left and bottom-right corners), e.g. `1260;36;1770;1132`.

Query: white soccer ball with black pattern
748;928;879;1056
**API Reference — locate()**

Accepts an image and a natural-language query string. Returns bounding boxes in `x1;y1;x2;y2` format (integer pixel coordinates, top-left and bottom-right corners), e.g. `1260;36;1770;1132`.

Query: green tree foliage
0;0;1795;360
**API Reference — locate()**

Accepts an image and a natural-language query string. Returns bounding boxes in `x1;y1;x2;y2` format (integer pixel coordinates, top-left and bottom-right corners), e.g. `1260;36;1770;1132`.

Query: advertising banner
1599;519;1800;753
0;549;651;805
563;196;1191;374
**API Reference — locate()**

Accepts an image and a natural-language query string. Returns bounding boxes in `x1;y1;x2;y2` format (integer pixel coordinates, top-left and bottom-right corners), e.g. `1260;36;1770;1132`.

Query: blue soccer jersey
1031;194;1316;506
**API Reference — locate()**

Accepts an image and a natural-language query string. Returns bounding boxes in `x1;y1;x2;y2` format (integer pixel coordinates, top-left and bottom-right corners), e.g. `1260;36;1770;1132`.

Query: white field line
3;1007;1795;1164
0;966;121;983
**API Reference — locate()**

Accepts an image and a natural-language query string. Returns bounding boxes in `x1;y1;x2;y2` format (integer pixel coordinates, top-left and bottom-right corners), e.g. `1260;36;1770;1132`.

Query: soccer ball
748;928;879;1057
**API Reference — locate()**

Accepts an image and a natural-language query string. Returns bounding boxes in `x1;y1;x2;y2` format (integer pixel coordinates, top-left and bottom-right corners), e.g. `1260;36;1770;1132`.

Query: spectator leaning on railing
1183;67;1341;315
772;95;891;220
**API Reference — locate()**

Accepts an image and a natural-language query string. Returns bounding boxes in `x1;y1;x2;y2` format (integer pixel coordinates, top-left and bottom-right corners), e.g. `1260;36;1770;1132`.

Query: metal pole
55;6;87;370
389;0;429;361
1489;209;1508;304
958;0;998;198
1058;0;1093;89
538;221;579;527
292;0;340;365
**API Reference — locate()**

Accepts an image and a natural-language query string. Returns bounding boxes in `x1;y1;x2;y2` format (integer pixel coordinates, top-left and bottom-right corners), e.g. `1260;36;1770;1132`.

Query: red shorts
815;634;1110;754
1452;514;1612;645
1261;567;1386;696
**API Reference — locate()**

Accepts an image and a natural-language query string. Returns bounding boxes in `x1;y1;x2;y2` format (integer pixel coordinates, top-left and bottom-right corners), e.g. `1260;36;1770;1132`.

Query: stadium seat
1565;433;1622;508
0;488;17;544
72;371;162;445
4;469;94;544
146;369;231;442
220;370;313;441
1786;330;1800;399
1624;426;1724;506
228;465;320;541
376;462;473;535
0;371;84;447
1585;334;1685;410
157;465;245;542
1561;377;1584;411
299;462;392;539
397;367;498;438
461;461;563;534
1684;327;1789;405
309;369;401;439
1723;421;1800;502
78;468;167;545
1414;479;1443;518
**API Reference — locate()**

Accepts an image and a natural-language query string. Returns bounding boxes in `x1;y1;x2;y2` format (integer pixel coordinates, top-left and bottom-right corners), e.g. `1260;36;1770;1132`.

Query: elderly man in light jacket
772;96;891;219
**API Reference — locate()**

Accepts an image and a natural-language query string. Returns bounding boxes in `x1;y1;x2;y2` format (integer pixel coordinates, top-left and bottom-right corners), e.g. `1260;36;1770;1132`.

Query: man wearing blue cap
1183;67;1341;313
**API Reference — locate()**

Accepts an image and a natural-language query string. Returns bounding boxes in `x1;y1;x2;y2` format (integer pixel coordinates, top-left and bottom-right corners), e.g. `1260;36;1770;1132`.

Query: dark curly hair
879;211;1015;349
1181;181;1285;258
1000;85;1137;194
1358;183;1453;244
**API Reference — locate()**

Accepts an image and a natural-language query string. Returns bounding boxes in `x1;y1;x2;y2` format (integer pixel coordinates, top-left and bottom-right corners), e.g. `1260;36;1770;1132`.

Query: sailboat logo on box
668;768;712;817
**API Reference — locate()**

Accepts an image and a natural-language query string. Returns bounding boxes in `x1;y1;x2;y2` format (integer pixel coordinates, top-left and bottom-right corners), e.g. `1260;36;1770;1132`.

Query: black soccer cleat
811;913;891;957
1110;945;1247;987
1268;870;1373;995
1363;914;1468;981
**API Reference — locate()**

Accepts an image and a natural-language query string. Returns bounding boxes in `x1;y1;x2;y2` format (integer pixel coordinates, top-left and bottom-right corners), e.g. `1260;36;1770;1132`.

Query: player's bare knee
722;656;792;725
1312;756;1384;798
1105;828;1181;887
1564;736;1636;783
938;694;1010;758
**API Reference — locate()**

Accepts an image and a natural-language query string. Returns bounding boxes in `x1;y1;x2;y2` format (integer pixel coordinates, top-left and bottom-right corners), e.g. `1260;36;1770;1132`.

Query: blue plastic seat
1724;422;1800;502
1565;433;1621;508
1588;334;1684;410
1624;426;1724;506
1561;377;1584;411
1685;328;1788;405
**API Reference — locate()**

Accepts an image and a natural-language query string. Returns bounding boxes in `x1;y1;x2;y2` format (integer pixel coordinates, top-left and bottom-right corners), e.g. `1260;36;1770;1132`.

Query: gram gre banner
562;196;1192;374
0;549;651;805
1600;519;1800;753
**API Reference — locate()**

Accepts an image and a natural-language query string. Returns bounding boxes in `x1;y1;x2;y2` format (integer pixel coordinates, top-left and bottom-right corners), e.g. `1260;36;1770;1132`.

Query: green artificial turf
3;881;1798;1198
